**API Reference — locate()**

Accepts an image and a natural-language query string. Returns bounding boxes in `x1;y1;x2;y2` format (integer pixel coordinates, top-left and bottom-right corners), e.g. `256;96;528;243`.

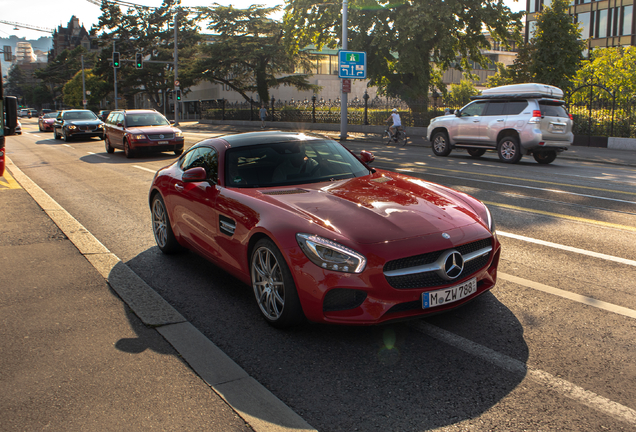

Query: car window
539;102;569;117
181;147;218;183
225;139;369;188
125;113;170;127
484;101;507;116
460;101;487;117
505;101;528;115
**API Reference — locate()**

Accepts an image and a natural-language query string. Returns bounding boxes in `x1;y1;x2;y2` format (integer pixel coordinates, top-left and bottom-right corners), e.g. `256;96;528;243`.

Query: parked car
18;109;29;118
427;83;574;164
53;110;104;142
149;131;500;327
38;112;57;132
104;109;184;158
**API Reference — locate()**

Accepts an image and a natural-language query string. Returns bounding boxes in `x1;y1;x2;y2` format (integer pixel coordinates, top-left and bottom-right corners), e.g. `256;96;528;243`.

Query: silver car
427;84;574;164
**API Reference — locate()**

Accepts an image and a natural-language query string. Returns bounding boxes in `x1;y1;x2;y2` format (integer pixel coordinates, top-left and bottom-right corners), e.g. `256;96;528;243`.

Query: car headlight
97;124;104;129
175;131;183;137
296;233;366;273
484;204;496;233
68;125;77;130
133;134;147;140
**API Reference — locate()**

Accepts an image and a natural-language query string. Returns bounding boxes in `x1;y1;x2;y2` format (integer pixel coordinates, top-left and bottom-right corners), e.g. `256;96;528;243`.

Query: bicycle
384;124;407;146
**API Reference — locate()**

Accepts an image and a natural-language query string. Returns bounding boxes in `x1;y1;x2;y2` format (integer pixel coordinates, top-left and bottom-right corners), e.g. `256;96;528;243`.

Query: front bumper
130;137;185;153
286;232;501;325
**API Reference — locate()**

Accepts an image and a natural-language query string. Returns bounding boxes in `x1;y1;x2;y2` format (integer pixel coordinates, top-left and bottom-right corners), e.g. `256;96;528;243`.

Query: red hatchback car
38;112;57;132
149;131;501;328
104;109;184;158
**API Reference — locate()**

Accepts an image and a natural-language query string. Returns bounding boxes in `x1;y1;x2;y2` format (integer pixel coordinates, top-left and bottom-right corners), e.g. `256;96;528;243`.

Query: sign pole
340;0;348;141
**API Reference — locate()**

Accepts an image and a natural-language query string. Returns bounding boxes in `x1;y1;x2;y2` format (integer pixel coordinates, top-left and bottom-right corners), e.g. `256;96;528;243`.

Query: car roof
211;131;332;148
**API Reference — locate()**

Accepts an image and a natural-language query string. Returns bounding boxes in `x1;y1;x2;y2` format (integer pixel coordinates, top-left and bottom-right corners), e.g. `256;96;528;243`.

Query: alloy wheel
251;246;285;321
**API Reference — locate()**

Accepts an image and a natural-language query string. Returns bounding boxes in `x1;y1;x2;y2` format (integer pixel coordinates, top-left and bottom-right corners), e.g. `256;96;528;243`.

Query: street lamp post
340;0;348;141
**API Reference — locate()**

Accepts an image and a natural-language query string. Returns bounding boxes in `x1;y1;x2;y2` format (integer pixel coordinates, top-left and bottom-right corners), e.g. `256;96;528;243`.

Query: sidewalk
178;121;636;168
0;161;314;432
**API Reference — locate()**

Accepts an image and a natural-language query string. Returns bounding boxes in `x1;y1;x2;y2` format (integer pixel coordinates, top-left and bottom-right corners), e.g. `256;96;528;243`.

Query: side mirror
455;110;461;117
116;122;124;128
360;150;375;164
182;166;207;183
170;120;175;124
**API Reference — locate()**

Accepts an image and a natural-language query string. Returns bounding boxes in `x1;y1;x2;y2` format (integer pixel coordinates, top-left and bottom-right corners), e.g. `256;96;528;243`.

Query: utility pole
113;40;118;110
81;55;87;109
173;13;179;126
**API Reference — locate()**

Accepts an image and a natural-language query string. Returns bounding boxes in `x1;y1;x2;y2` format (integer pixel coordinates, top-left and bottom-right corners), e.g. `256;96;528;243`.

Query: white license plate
552;125;565;132
158;141;169;145
422;278;477;309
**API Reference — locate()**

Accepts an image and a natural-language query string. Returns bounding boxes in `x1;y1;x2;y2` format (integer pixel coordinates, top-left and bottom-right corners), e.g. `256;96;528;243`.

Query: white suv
427;83;574;164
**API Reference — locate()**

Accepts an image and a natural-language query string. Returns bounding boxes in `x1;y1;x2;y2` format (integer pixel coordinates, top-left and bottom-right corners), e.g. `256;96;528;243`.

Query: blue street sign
338;51;367;79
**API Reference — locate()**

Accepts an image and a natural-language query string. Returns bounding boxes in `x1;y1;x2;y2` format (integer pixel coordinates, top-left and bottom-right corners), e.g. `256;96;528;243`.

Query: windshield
64;111;98;120
225;139;370;188
43;113;57;119
126;113;170;127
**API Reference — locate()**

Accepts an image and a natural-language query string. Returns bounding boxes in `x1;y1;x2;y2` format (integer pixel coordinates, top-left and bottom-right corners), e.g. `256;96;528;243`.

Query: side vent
219;215;236;236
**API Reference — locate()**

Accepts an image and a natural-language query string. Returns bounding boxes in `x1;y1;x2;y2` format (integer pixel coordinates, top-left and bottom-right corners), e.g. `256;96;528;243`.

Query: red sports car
38;112;57;132
149;131;500;327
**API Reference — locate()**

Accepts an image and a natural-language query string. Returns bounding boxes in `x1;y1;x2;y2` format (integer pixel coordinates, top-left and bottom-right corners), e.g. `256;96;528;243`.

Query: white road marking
86;152;109;159
499;272;636;319
63;144;74;149
133;165;157;173
497;231;636;267
413;321;636;427
32;134;41;138
392;167;636;205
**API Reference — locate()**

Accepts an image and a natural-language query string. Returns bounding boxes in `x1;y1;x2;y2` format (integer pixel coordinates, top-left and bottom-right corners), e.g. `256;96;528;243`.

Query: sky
0;0;527;41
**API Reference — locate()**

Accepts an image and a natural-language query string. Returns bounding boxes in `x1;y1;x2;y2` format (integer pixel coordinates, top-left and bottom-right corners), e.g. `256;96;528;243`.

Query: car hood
256;173;485;244
126;125;177;134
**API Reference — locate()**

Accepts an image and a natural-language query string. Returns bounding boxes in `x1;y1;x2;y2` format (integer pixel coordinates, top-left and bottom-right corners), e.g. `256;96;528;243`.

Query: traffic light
135;52;143;69
112;52;120;68
176;89;181;101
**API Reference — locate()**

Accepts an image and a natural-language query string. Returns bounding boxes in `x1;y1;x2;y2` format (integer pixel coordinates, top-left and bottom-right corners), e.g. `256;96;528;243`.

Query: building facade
525;0;635;49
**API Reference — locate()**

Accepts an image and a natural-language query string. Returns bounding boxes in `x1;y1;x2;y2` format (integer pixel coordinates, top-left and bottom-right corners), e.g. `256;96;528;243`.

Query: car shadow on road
114;245;529;432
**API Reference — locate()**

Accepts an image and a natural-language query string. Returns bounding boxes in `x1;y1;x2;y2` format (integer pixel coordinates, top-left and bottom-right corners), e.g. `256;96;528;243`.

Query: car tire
54;128;61;140
62;129;72;142
467;149;486;158
431;131;452;156
533;150;557;164
124;140;134;158
251;238;305;328
497;136;522;163
151;194;184;254
174;148;183;156
104;137;115;154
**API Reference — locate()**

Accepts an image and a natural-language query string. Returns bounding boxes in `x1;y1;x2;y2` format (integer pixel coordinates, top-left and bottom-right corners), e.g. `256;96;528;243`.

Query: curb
6;157;317;432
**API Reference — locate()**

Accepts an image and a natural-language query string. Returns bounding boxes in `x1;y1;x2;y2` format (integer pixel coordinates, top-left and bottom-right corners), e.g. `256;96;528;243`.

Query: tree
92;0;203;110
62;69;111;108
445;75;480;107
192;5;318;104
35;46;94;108
572;47;636;104
284;0;523;119
531;0;585;91
486;42;535;87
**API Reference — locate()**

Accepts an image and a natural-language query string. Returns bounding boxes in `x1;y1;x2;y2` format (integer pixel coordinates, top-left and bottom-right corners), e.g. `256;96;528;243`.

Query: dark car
38;112;58;132
53;110;105;142
149;131;500;327
104;109;184;158
98;110;112;121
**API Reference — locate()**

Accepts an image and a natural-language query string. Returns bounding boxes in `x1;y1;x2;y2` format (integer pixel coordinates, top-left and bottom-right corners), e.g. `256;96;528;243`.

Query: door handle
175;184;184;192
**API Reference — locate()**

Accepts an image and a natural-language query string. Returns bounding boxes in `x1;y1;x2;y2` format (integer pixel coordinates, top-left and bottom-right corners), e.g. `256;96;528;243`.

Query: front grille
323;288;367;312
383;238;492;290
78;125;97;131
148;133;175;140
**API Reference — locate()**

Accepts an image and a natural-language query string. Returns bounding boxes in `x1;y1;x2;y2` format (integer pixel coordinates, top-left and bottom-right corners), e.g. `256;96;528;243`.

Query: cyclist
386;108;402;141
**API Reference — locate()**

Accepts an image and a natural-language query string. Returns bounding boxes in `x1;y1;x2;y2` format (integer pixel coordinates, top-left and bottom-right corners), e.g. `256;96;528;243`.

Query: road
5;117;636;431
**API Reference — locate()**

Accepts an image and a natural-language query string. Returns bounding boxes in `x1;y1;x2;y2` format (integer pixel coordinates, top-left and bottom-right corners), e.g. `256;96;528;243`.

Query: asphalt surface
2;121;636;431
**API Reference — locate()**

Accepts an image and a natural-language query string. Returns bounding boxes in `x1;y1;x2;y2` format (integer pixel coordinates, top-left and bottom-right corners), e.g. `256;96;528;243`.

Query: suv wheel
431;131;452;156
467;149;486;158
533;151;557;164
497;136;522;164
